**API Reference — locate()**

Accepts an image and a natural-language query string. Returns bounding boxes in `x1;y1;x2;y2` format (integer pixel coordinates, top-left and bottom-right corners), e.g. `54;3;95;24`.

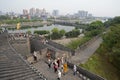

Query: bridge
0;32;105;80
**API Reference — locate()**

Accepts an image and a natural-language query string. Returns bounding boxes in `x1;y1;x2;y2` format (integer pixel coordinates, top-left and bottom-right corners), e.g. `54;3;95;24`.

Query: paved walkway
31;37;103;79
32;61;82;80
71;37;103;64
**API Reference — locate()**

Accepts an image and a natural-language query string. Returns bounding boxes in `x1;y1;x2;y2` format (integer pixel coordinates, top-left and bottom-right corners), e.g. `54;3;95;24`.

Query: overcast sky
0;0;120;17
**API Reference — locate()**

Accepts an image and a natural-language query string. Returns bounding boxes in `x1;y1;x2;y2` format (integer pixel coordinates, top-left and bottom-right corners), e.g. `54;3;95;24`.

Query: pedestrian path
71;37;102;64
32;60;82;80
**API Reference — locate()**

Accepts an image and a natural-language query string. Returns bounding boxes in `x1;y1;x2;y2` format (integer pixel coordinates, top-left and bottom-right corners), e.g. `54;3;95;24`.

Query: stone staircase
0;33;46;80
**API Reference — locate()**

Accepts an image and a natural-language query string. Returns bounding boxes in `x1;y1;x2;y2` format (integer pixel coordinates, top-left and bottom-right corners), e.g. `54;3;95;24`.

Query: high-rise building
29;8;36;17
35;8;40;17
52;10;59;17
41;8;47;20
88;14;93;17
23;9;28;15
78;10;88;18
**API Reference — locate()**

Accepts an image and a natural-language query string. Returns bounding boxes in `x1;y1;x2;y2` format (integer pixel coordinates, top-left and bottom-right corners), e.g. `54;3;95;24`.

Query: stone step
13;73;41;80
0;69;33;78
0;61;26;65
0;67;30;74
0;61;26;66
0;70;35;80
0;65;28;71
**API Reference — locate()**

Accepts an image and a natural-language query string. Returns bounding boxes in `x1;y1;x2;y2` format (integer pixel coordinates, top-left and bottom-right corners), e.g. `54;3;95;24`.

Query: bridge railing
67;62;105;80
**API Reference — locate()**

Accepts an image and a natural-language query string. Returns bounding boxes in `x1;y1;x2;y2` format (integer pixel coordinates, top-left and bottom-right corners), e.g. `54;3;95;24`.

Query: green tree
59;29;66;36
26;30;31;34
65;29;80;38
112;16;120;24
0;15;10;20
51;28;59;33
34;30;49;35
103;24;120;70
51;28;61;39
85;21;104;37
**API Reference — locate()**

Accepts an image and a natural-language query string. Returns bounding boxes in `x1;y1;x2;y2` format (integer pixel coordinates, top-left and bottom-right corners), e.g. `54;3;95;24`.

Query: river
8;24;82;34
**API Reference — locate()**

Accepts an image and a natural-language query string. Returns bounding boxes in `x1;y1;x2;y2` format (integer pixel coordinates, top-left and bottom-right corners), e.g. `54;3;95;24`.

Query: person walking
48;59;51;68
57;70;61;80
33;51;37;62
73;65;77;75
57;58;60;67
53;60;58;73
63;63;68;75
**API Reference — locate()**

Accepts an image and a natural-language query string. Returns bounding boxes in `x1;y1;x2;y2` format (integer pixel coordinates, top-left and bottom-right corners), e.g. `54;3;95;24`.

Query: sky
0;0;120;17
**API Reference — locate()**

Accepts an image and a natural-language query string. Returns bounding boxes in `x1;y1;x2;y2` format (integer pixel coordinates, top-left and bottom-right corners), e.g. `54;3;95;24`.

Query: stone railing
67;62;106;80
47;40;75;55
76;35;101;52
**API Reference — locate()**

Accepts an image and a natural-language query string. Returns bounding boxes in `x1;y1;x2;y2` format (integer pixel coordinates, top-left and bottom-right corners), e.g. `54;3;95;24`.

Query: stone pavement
71;37;103;64
32;60;82;80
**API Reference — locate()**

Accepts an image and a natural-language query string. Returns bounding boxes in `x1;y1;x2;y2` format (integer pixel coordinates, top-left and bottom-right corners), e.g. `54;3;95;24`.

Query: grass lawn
80;53;120;80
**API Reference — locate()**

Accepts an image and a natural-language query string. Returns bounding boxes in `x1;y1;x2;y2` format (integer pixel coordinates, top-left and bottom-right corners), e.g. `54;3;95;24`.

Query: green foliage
85;21;104;37
80;53;120;80
0;17;43;24
75;24;89;30
66;36;91;50
34;30;50;35
51;28;59;33
102;24;120;70
26;30;31;34
112;16;120;24
65;29;80;38
80;17;120;80
0;15;10;20
59;29;66;36
20;26;32;29
7;27;16;30
104;16;120;27
51;28;80;39
104;19;113;28
51;32;61;39
1;19;30;24
51;28;61;39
